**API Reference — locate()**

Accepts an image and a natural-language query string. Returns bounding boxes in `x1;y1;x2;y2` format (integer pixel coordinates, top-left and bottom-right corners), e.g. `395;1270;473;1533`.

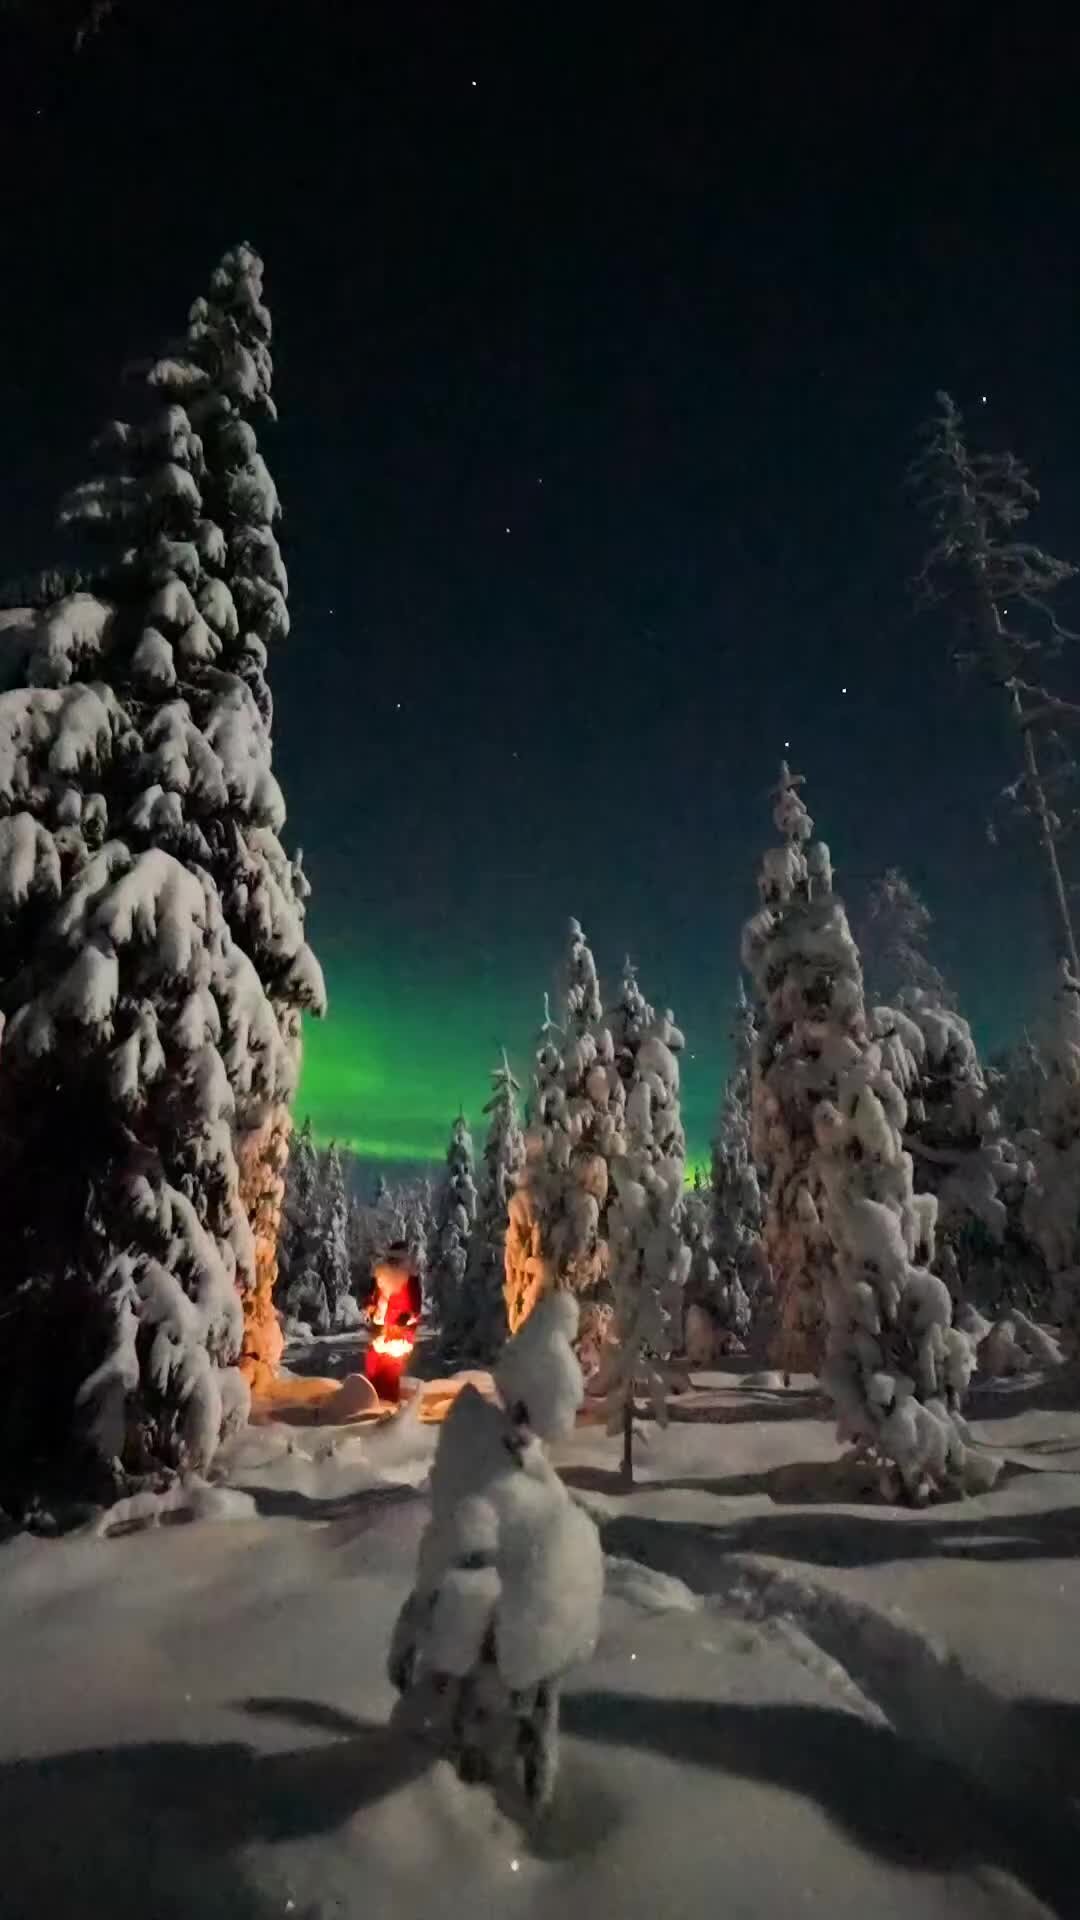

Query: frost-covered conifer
744;765;997;1500
872;997;1012;1262
313;1142;357;1331
277;1116;327;1331
711;979;767;1343
449;1052;523;1362
430;1115;478;1332
603;977;690;1480
858;868;951;1009
743;767;834;1380
504;923;625;1344
0;247;322;1500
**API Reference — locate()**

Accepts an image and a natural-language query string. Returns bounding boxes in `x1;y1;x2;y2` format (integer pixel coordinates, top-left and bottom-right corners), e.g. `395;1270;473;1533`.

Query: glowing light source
371;1332;413;1360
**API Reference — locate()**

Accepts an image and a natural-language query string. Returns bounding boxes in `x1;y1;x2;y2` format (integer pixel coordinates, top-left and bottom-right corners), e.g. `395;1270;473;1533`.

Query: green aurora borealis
297;953;721;1174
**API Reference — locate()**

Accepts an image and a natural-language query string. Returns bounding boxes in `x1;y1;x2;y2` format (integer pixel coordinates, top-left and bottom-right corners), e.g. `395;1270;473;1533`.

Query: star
980;393;988;404
840;686;847;694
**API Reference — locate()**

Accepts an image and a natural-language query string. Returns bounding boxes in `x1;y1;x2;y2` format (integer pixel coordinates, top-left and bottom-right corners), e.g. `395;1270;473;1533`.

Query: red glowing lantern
365;1243;422;1405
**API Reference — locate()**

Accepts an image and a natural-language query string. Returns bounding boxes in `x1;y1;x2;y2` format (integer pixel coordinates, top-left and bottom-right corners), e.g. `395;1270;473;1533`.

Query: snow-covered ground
1;1364;1078;1918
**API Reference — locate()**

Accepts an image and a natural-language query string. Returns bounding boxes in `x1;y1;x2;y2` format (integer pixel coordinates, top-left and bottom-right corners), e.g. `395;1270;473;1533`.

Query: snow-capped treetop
479;1050;524;1222
773;760;812;844
858;868;950;1008
564;916;601;1035
528;992;565;1130
608;956;652;1073
494;1290;584;1441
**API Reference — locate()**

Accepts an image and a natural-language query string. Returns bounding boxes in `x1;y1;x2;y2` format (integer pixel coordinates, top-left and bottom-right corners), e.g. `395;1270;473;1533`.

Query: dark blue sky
2;4;1078;1159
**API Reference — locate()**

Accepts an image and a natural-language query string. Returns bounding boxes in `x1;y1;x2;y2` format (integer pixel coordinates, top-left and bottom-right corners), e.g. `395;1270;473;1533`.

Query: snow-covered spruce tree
388;1293;602;1809
430;1114;478;1334
1022;961;1080;1346
0;247;322;1499
710;978;767;1346
0;837;277;1497
742;768;834;1380
448;1051;523;1362
604;981;690;1481
856;874;1036;1311
872;998;1017;1280
504;923;626;1350
743;765;997;1500
312;1142;358;1331
275;1114;326;1329
146;244;322;1381
913;392;1080;976
857;868;951;1010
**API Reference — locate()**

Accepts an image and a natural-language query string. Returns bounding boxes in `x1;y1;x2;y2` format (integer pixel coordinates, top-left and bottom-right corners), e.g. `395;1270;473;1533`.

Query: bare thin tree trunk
1015;692;1080;975
979;588;1080;976
621;1394;634;1485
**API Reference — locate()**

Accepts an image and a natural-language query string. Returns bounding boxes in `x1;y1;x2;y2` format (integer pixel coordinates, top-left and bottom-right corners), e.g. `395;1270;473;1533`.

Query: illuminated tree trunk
236;1106;290;1395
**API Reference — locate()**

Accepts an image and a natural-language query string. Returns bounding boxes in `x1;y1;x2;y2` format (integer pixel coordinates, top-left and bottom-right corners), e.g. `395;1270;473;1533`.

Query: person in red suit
365;1242;423;1403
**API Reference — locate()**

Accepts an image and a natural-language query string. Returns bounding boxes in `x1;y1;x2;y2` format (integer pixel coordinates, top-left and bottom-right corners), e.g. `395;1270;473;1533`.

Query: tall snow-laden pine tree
313;1142;356;1330
276;1115;327;1330
0;247;323;1503
144;245;322;1382
430;1115;478;1332
743;767;834;1380
604;975;690;1481
449;1051;523;1361
710;979;767;1346
504;923;625;1345
743;765;996;1500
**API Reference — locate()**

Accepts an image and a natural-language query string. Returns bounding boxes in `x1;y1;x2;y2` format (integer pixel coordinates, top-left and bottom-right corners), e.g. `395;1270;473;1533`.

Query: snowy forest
2;259;1073;1513
3;234;1080;1916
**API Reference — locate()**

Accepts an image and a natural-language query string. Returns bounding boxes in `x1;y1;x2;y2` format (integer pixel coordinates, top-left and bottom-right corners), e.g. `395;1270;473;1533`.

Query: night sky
2;6;1079;1170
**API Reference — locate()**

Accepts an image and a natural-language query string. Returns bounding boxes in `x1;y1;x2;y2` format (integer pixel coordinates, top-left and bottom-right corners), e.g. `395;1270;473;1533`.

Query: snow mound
91;1477;257;1536
603;1553;702;1615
